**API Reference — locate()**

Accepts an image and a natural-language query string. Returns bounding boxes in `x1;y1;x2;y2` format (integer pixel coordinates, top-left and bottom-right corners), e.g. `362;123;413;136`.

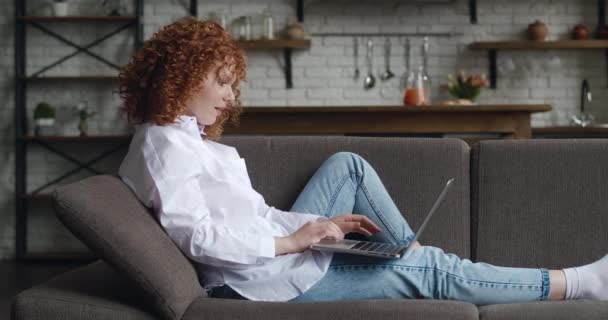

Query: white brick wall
0;0;606;259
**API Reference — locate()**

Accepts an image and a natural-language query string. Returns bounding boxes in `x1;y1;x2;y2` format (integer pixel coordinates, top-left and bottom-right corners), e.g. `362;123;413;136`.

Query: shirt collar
175;115;207;136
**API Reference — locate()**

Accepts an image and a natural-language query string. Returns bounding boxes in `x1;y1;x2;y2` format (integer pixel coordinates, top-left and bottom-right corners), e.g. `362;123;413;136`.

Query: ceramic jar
286;23;305;40
528;20;548;41
572;24;589;40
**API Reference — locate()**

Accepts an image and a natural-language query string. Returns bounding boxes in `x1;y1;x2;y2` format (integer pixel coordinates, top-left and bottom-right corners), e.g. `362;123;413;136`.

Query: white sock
563;254;608;300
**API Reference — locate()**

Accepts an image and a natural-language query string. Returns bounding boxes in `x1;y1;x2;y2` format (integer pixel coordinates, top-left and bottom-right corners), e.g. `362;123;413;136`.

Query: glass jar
403;66;430;106
234;16;251;40
262;9;274;39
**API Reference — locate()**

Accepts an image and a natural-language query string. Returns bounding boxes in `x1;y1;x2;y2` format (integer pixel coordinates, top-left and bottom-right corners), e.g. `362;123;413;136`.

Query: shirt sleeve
143;136;276;268
257;203;328;232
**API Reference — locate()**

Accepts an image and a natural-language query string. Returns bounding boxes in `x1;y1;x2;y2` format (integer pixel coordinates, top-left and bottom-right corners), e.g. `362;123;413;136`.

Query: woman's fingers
349;215;382;233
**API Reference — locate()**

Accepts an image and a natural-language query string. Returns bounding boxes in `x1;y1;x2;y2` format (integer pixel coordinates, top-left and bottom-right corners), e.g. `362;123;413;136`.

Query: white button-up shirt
118;115;333;301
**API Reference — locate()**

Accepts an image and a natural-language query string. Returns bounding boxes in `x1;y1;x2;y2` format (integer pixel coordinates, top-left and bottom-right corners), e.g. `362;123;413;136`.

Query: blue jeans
286;152;550;305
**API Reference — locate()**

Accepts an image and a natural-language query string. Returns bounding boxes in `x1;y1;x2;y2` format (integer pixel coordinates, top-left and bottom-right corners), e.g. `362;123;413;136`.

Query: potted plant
52;0;69;17
33;102;56;136
445;70;490;104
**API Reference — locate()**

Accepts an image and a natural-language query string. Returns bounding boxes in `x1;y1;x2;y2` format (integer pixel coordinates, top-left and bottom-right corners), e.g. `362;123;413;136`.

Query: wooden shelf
19;251;98;261
532;125;608;138
470;40;608;50
20;76;119;81
237;39;311;49
236;39;311;89
20;134;132;142
18;193;53;200
18;16;138;23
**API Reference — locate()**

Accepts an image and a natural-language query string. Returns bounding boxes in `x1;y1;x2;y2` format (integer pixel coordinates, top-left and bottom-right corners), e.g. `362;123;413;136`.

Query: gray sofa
11;136;608;320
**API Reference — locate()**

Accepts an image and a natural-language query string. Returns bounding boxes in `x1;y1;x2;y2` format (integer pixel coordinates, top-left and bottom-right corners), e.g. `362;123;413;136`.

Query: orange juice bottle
404;87;426;106
403;66;429;106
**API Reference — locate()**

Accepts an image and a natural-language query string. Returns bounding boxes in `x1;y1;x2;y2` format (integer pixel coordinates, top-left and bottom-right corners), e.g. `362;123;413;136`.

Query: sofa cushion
183;297;479;320
479;300;608;320
52;175;204;320
12;260;158;320
221;136;471;257
471;139;608;268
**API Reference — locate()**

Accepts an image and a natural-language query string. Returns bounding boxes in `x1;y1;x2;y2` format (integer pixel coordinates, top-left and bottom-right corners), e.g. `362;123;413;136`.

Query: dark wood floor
1;260;89;319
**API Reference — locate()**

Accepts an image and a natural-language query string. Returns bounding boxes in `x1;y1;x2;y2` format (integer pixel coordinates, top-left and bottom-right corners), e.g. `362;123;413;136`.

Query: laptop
309;178;454;259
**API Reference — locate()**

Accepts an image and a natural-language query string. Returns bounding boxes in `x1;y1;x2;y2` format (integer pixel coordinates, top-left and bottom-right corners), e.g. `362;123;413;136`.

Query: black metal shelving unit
13;0;143;260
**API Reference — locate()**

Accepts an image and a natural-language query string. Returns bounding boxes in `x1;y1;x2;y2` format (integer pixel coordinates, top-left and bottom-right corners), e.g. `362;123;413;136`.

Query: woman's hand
275;219;344;255
274;214;382;256
328;214;382;237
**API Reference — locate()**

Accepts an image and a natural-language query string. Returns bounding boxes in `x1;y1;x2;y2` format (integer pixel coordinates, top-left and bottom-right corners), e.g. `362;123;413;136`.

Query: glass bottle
262;9;274;40
235;16;251;40
403;66;430;106
421;36;432;103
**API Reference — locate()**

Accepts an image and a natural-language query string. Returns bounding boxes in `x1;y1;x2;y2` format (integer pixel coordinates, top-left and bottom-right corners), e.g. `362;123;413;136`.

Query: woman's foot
563;254;608;300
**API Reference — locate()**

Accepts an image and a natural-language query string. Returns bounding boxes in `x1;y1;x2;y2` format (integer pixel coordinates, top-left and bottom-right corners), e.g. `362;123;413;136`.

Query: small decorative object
52;0;69;17
285;22;305;40
33;102;56;136
446;70;490;103
572;24;589;40
102;0;127;16
74;100;96;136
527;20;549;41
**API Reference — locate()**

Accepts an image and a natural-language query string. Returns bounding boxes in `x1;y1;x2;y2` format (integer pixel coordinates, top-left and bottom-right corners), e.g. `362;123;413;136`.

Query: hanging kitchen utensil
380;37;395;81
354;37;360;79
363;39;376;90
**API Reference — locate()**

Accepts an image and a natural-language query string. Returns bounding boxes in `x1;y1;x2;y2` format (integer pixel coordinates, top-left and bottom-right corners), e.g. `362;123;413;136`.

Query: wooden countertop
533;126;608;133
240;105;552;113
227;104;551;139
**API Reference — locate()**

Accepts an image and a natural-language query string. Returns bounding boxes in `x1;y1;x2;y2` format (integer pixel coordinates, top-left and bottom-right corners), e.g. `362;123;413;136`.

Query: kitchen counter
533;125;608;138
224;105;551;139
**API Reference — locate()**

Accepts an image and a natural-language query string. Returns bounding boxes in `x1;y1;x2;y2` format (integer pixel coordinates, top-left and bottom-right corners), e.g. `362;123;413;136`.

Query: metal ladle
364;39;375;90
380;38;395;81
353;37;360;79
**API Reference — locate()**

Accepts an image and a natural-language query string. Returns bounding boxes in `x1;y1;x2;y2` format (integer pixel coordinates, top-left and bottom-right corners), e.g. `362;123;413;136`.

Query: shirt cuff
258;235;276;258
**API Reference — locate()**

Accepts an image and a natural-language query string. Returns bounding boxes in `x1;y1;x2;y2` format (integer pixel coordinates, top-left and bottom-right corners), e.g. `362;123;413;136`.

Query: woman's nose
224;87;235;102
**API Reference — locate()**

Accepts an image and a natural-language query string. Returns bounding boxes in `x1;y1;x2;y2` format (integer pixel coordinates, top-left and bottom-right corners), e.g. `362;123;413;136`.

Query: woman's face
185;66;236;126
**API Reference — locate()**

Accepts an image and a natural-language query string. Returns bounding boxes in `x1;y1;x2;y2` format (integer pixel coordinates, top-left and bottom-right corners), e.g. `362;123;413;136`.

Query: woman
117;17;607;304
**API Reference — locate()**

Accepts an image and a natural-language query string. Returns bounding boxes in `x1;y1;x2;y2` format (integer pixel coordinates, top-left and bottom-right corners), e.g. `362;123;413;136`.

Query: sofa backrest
221;136;471;257
471;139;608;269
52;175;204;320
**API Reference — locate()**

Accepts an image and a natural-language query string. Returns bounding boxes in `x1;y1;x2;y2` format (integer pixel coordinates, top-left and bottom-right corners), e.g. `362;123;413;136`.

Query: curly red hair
118;17;246;140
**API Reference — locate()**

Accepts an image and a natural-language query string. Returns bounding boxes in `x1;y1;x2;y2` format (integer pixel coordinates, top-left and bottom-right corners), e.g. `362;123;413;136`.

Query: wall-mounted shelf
470;40;608;50
237;39;311;89
469;40;608;89
18;193;53;200
19;135;132;142
20;76;120;81
237;39;311;49
17;16;138;22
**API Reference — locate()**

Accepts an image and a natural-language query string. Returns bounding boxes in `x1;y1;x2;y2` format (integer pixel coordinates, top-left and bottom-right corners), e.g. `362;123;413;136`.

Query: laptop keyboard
351;241;405;255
